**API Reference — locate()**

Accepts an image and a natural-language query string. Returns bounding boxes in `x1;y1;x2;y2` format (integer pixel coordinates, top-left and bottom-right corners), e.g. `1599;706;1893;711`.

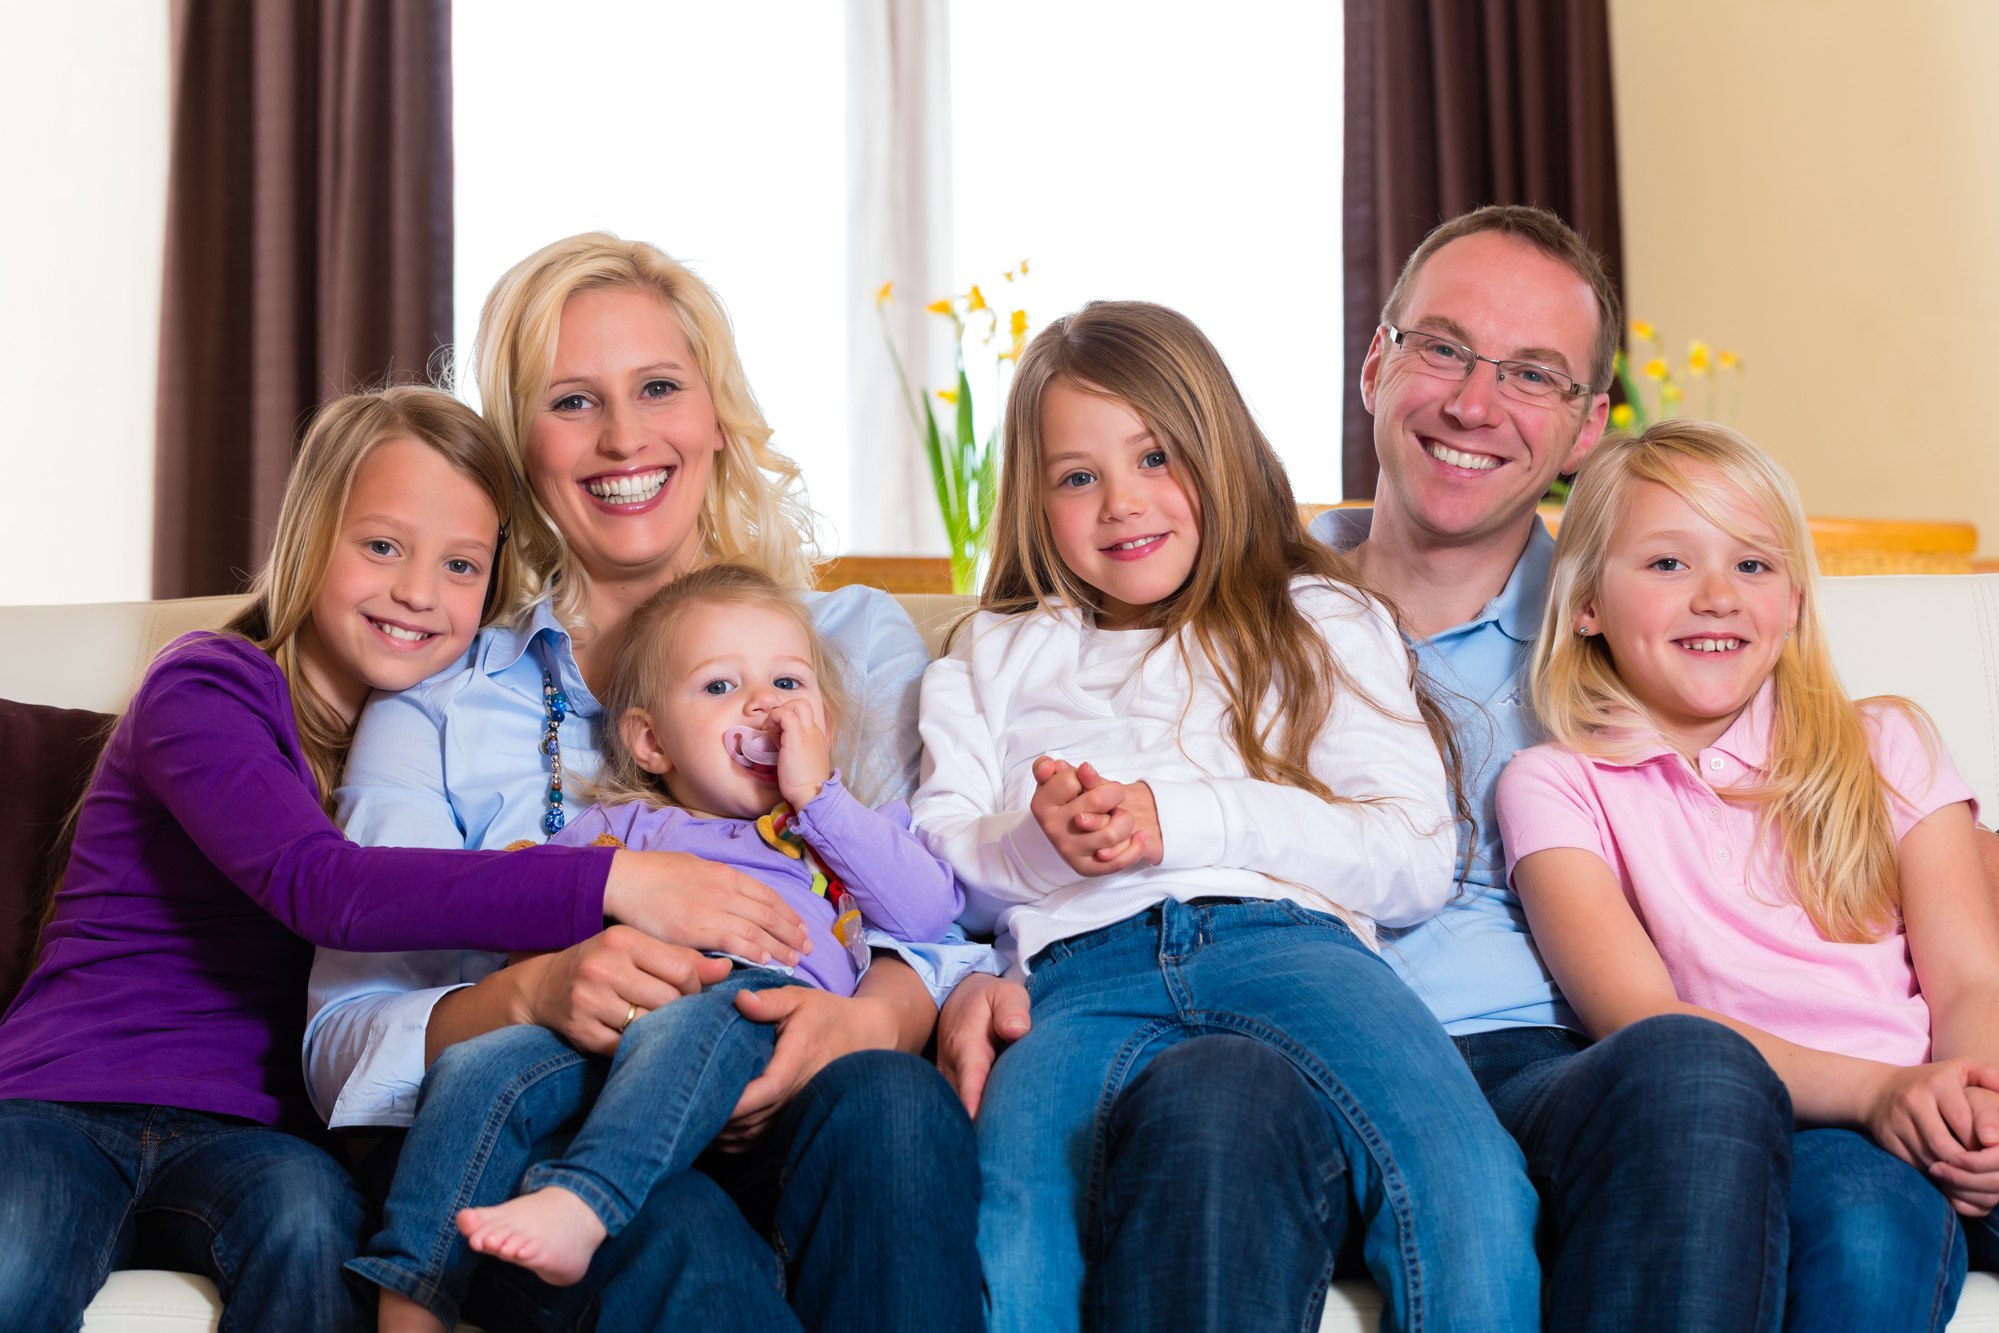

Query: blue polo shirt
1310;508;1577;1035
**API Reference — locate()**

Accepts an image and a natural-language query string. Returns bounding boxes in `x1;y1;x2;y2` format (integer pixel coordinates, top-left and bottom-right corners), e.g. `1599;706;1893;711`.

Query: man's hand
717;986;900;1148
937;972;1031;1118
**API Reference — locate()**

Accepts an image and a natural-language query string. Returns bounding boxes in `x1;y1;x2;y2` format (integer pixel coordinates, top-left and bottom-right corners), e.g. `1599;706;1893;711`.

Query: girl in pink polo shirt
1497;419;1999;1333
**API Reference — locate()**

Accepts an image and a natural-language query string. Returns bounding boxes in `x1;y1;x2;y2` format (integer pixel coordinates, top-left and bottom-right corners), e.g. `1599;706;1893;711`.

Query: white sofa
6;578;1999;1331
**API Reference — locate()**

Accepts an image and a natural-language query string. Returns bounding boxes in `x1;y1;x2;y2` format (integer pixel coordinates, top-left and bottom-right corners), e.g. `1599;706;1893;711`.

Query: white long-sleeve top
912;577;1457;974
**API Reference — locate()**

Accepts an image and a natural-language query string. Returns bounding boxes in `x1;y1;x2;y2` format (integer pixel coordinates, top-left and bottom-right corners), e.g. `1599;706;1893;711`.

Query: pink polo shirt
1496;684;1976;1067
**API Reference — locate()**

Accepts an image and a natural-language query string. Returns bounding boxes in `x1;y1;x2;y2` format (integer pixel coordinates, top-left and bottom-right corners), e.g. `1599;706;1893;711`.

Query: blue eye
1650;557;1685;572
550;392;591;413
641;379;681;400
703;679;735;696
366;539;398;558
1512;366;1549;385
774;675;803;691
1141;449;1168;469
1737;558;1771;575
1059;471;1096;489
445;558;478;577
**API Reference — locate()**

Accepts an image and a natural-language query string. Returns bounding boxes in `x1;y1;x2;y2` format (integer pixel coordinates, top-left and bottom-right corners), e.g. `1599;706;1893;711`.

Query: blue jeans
357;1037;981;1331
978;898;1540;1333
1091;1033;1352;1333
1461;1017;1793;1331
0;1099;369;1333
352;969;802;1324
1785;1127;1987;1332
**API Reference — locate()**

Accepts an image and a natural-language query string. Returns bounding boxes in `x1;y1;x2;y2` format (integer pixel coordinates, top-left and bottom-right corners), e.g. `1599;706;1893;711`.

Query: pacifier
724;725;780;781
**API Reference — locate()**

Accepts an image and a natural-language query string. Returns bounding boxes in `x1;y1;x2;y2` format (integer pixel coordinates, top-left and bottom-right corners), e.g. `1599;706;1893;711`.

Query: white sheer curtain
843;0;957;555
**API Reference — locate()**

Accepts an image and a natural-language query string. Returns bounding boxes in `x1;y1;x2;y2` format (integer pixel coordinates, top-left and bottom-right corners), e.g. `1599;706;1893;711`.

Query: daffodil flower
1687;340;1711;374
926;298;954;316
1610;403;1636;430
1642;357;1669;381
1718;350;1740;370
1660;381;1683;405
875;281;894;308
1630;320;1656;342
937;388;959;405
966;284;988;313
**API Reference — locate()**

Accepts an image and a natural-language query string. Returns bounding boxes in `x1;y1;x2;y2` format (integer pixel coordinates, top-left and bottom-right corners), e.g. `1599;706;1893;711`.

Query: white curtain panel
844;0;956;554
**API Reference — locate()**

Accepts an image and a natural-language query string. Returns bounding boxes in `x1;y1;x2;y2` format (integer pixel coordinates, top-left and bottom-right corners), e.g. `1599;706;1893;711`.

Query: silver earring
1575;625;1592;638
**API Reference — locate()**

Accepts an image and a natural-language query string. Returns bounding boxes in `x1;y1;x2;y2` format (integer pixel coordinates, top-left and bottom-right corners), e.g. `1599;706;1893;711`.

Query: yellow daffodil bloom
1010;309;1029;337
1642;357;1669;381
875;281;893;307
1630;320;1656;342
966;284;988;313
926;298;954;316
1719;350;1740;370
1610;404;1636;430
1660;381;1683;404
937;388;959;405
1019;259;1030;275
1687;340;1711;374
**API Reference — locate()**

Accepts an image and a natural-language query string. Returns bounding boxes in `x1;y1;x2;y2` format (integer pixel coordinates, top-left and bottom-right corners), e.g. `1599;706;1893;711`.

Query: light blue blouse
303;584;997;1128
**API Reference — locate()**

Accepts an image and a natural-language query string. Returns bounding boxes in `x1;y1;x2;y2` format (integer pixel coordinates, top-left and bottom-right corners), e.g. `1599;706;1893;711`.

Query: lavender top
554;775;961;996
0;634;613;1130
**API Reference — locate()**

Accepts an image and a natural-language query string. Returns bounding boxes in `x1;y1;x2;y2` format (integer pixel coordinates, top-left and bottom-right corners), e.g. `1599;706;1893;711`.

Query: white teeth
586;469;670;502
370;620;431;642
1678;638;1742;653
1110;536;1161;551
1426;442;1499;471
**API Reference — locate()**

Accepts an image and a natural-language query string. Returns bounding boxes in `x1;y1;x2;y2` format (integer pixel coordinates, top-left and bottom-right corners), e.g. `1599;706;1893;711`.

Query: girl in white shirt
912;300;1540;1333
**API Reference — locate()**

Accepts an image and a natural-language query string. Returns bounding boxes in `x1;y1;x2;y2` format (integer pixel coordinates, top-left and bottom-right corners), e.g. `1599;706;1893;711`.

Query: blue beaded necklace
540;669;570;836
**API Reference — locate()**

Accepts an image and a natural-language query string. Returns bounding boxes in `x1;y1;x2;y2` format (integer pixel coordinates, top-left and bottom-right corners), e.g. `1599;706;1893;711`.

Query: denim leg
0;1100;143;1332
142;1110;371;1333
1170;901;1540;1333
1090;1034;1348;1333
752;1049;982;1333
517;973;797;1233
349;1022;599;1325
1467;1014;1793;1332
1964;1209;1999;1271
1786;1127;1964;1333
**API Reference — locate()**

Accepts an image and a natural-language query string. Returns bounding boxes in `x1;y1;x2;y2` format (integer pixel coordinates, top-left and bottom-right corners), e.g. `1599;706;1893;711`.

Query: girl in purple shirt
0;387;790;1332
1501;420;1999;1330
351;564;960;1329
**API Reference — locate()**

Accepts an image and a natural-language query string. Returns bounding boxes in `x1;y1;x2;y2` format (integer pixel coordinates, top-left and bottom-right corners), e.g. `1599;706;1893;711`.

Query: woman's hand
604;849;811;965
1864;1057;1999;1175
936;972;1032;1117
714;985;901;1149
768;697;832;810
1930;1084;1999;1216
1030;757;1154;876
508;927;732;1056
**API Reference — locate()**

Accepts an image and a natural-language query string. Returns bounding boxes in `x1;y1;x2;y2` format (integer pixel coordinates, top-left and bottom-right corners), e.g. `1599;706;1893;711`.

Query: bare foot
456;1186;609;1287
376;1288;447;1333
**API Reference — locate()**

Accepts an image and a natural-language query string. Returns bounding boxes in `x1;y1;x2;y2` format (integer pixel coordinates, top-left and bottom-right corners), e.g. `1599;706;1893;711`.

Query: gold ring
620;1001;639;1033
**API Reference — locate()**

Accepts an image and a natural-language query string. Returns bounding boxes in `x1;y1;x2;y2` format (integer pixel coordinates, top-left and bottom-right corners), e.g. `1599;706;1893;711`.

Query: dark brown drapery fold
1341;0;1622;499
154;0;453;598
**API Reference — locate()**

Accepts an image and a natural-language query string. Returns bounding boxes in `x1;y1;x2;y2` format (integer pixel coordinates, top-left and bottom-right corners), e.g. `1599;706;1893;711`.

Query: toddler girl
352;562;961;1328
912;300;1540;1333
1500;419;1999;1331
0;386;710;1330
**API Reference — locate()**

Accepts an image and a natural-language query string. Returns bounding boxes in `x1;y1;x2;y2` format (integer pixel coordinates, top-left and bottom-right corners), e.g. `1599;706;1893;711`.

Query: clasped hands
1028;755;1165;876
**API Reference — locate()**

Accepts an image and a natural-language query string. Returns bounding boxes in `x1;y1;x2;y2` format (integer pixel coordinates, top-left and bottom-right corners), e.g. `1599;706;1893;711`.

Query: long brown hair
984;300;1465;817
1534;419;1915;941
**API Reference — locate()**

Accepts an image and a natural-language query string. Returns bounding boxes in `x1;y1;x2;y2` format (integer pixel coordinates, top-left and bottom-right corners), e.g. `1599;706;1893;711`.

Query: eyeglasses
1383;324;1592;404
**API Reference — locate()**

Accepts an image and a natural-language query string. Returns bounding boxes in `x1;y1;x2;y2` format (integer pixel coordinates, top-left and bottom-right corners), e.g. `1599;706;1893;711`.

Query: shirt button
1719;848;1731;861
1709;756;1725;771
1708;810;1720;822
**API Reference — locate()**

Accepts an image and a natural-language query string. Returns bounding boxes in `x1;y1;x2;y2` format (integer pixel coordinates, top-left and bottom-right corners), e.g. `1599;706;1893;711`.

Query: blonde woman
1500;420;1999;1330
306;236;981;1330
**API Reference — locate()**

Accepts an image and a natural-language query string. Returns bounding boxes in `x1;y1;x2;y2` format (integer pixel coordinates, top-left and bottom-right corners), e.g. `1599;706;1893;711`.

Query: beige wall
1609;0;1999;558
0;3;169;605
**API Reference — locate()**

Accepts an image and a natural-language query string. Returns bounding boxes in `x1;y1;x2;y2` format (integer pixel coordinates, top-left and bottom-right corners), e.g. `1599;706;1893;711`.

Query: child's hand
1073;763;1164;869
1030;756;1154;876
767;697;832;810
1865;1058;1999;1176
1931;1085;1999;1217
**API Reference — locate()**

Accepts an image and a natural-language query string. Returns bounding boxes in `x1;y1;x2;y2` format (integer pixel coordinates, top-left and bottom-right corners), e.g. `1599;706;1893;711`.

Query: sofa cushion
0;697;113;1007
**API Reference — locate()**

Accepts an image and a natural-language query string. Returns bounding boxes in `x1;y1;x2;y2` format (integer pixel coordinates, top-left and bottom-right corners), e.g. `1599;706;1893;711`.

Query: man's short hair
1379;204;1622;393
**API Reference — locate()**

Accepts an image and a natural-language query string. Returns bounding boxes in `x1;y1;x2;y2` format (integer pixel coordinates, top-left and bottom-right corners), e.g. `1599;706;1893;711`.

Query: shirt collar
1589;678;1778;774
476;594;572;678
1316;505;1553;644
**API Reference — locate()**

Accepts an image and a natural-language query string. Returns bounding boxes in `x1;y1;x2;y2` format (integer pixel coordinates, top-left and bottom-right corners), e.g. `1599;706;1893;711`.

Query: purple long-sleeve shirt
0;634;613;1129
553;776;961;996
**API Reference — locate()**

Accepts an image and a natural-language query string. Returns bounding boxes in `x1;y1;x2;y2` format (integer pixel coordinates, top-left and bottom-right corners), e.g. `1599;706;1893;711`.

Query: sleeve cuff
1146;778;1227;869
864;923;1005;1006
322;985;466;1129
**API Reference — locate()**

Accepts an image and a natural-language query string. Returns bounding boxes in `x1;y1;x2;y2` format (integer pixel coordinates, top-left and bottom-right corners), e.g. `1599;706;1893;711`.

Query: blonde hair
471;232;816;635
226;385;528;806
1532;419;1915;941
986;299;1465;818
590;563;854;812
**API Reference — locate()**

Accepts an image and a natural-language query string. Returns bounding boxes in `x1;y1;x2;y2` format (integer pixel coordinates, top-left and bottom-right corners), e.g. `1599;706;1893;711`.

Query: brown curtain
154;0;454;598
1342;0;1622;499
